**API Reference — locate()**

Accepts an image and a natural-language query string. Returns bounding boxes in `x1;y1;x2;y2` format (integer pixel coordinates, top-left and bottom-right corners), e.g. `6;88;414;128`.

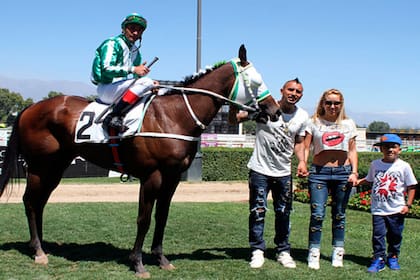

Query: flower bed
293;188;420;219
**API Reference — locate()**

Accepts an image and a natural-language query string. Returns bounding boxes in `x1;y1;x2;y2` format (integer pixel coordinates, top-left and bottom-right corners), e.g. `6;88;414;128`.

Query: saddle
74;95;155;143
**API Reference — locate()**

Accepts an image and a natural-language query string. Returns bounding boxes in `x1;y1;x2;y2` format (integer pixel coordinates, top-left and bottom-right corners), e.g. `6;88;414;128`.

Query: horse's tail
0;111;23;197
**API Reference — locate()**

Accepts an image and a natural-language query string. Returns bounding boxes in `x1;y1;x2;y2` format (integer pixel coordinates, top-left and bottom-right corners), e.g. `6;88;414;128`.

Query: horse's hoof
135;271;151;279
34;254;49;265
160;263;176;270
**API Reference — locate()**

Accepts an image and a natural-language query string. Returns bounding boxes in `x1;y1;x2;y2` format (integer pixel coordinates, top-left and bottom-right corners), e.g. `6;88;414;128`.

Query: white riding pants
97;77;154;104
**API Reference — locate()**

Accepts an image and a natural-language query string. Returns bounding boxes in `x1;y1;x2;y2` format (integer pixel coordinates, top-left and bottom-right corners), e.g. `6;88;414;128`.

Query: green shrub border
202;148;420;218
202;148;420;185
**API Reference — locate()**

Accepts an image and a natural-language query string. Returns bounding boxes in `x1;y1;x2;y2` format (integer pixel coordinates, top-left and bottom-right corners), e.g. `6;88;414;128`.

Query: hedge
202;147;420;198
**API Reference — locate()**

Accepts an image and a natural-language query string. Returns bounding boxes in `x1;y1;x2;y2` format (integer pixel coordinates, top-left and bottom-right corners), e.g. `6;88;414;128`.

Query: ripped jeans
308;164;352;249
248;170;293;253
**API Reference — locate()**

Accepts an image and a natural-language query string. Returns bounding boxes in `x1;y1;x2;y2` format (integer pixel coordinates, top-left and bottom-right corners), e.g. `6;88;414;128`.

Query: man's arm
294;134;308;177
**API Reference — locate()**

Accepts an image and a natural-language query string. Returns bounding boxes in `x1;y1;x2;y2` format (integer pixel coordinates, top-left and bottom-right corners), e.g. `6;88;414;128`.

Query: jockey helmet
121;13;147;30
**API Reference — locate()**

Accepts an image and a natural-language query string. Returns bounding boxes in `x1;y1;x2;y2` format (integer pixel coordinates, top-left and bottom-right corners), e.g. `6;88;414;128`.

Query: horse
0;45;280;278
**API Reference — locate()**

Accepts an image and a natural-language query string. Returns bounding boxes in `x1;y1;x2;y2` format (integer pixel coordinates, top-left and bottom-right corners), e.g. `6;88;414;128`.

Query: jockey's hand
133;62;150;76
152;80;160;94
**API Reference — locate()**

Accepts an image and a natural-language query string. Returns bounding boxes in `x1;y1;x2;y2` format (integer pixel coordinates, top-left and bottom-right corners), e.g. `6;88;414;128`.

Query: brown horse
0;45;279;277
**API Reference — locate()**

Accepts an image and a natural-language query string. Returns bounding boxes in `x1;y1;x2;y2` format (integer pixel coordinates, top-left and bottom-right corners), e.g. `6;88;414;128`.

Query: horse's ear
238;44;248;66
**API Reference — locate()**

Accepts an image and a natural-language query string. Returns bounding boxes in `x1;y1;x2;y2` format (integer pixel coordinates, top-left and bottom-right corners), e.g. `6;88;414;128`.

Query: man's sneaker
277;251;296;268
308;248;320;270
387;256;400;270
332;247;345;267
249;249;264;268
367;258;385;273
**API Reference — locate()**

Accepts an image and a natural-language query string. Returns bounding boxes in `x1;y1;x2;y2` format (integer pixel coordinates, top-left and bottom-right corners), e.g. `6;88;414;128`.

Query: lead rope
158;85;258;112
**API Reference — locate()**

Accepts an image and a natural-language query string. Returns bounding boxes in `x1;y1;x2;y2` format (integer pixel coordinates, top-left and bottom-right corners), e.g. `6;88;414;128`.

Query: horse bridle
134;59;271;140
158;58;271;122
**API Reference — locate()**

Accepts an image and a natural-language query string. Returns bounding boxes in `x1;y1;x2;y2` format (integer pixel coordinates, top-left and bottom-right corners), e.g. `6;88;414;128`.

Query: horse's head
228;45;280;122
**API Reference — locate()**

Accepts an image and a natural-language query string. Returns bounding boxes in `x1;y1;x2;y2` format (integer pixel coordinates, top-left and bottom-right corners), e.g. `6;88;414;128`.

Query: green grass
1;202;419;279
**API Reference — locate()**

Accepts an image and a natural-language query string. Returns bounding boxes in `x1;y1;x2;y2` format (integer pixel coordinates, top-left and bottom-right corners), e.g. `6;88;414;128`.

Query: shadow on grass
0;241;371;268
0;241;250;266
0;241;132;266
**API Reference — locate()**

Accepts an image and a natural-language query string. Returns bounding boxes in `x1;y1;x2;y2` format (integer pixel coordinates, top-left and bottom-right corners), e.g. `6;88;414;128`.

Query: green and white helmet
121;13;147;30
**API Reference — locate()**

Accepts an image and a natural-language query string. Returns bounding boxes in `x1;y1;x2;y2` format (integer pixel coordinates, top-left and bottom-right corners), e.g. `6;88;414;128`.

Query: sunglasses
325;101;342;106
287;88;302;94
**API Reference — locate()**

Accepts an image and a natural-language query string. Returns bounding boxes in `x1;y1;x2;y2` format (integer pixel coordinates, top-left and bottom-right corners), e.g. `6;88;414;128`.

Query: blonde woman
304;89;358;269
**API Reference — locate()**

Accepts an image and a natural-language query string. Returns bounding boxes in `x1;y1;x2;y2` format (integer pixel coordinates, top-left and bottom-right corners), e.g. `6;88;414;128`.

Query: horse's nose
269;109;281;122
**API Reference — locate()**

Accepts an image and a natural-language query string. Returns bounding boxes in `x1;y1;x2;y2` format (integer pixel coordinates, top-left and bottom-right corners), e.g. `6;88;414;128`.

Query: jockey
91;13;158;133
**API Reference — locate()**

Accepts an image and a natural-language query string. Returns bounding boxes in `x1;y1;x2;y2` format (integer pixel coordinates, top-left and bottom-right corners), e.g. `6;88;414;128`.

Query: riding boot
102;99;131;133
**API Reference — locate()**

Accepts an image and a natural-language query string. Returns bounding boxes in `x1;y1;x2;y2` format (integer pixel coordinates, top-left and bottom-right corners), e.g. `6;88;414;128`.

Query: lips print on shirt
322;132;345;146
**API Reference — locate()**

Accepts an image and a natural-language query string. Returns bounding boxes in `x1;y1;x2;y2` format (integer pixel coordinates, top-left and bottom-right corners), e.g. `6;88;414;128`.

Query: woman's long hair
312;88;348;123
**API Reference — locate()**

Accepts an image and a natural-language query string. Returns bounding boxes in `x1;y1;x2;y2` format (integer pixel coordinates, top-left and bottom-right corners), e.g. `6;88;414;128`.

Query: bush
347;190;420;218
203;149;420;187
202;148;420;218
293;188;420;219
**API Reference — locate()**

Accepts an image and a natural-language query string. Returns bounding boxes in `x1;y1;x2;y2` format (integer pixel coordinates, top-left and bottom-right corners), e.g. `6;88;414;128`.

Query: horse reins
107;60;266;174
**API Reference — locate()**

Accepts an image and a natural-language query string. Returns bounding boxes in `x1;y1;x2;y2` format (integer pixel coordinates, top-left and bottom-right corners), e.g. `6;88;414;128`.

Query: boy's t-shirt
366;158;418;215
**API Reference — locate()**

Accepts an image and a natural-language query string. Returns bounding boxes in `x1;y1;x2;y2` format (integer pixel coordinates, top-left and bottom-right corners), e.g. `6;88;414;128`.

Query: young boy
358;134;417;273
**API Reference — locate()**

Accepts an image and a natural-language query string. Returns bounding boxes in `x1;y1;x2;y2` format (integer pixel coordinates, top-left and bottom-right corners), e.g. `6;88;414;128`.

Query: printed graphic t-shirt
306;118;358;155
366;158;418;215
247;107;309;177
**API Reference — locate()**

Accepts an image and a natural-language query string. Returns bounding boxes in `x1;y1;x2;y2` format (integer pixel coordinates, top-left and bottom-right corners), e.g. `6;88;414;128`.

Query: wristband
407;204;412;209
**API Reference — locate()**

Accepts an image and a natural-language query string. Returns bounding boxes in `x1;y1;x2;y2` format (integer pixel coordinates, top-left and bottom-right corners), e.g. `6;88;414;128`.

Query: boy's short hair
373;133;402;146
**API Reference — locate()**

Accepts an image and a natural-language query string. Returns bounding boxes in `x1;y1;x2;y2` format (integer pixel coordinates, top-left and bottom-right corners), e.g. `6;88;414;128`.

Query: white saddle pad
74;97;153;143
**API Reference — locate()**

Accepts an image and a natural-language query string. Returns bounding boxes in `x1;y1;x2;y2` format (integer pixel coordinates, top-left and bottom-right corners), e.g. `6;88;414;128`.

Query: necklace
279;104;296;134
281;112;295;134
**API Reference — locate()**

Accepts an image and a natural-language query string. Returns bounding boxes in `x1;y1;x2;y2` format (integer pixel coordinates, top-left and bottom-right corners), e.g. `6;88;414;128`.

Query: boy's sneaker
332;247;345;267
367;258;385;273
308;248;320;270
277;251;296;268
387;255;401;270
249;249;264;268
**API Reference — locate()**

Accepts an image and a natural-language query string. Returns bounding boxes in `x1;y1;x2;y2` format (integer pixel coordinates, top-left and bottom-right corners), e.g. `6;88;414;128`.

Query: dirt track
0;181;249;204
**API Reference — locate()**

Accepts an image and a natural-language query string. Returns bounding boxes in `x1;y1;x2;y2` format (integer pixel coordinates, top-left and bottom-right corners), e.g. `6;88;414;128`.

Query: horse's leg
130;175;159;278
23;170;64;265
151;175;180;270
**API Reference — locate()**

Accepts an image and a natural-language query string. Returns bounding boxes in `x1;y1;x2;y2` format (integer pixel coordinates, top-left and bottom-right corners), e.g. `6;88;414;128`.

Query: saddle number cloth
74;101;148;143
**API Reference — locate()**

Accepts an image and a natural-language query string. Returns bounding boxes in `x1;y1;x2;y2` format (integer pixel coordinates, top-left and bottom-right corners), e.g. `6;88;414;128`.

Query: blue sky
1;1;419;128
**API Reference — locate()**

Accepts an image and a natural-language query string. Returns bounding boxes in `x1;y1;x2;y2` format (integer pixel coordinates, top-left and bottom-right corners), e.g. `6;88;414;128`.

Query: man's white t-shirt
247;107;309;177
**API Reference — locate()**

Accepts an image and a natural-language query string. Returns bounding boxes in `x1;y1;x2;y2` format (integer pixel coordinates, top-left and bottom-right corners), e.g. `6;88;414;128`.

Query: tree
85;94;98;102
0;88;33;126
43;91;64;100
367;121;390;132
242;120;256;135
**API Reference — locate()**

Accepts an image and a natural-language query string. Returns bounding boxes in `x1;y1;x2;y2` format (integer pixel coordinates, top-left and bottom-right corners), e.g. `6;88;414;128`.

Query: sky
1;0;419;128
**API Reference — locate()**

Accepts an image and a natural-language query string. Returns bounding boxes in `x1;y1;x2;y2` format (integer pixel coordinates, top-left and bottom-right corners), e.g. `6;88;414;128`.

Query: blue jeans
372;214;405;259
248;170;293;253
308;164;352;249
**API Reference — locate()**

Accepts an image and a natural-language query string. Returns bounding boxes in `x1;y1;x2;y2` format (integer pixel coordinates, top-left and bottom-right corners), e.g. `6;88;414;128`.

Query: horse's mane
181;61;227;86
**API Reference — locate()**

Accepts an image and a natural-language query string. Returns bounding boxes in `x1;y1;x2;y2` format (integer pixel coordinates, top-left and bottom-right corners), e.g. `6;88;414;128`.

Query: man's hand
296;161;309;177
151;80;160;94
254;112;268;124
